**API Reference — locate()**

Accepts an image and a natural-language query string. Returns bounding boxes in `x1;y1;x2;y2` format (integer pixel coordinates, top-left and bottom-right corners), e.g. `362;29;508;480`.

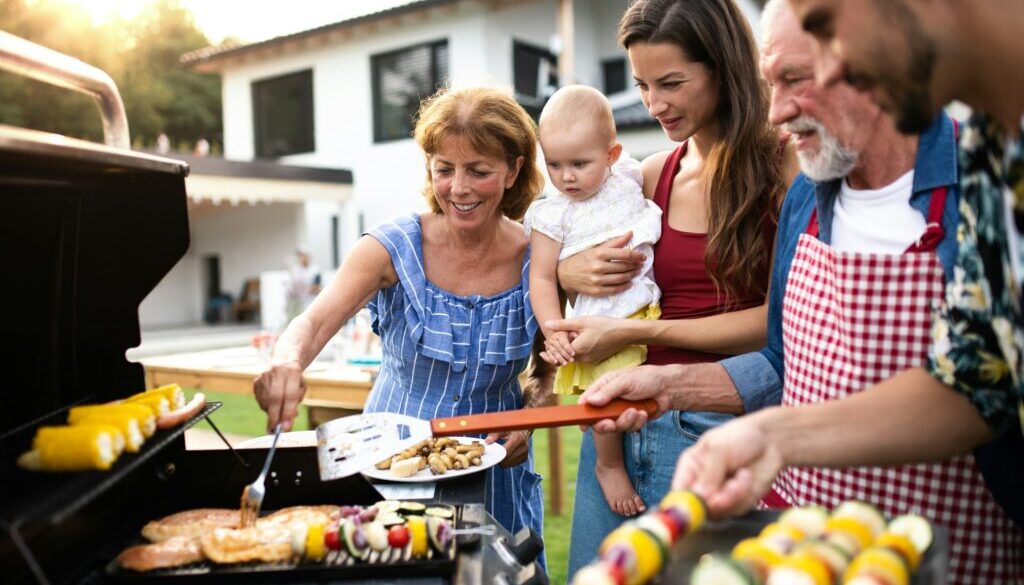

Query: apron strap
805;207;820;237
905;185;948;253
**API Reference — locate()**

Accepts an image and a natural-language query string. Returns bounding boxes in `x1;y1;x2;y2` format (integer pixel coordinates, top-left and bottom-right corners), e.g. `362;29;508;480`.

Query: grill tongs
240;422;283;527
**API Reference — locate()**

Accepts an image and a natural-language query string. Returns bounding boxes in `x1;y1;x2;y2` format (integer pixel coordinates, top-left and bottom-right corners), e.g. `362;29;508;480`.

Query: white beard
784;115;859;182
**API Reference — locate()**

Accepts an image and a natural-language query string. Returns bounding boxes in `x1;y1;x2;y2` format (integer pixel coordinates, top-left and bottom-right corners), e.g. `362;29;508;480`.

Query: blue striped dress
364;213;545;557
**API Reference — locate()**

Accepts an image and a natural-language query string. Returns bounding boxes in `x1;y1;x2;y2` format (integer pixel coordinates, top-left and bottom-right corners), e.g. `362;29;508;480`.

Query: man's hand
253;361;307;433
485;430;531;467
672;411;785;518
557;232;645;297
579;365;678;432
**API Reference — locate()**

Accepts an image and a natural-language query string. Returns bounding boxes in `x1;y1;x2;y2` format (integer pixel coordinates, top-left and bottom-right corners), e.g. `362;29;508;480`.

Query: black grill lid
0;125;190;435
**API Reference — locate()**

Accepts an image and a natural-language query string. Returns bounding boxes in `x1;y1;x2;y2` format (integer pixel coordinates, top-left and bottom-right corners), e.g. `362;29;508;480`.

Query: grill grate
105;508;463;583
0;402;222;527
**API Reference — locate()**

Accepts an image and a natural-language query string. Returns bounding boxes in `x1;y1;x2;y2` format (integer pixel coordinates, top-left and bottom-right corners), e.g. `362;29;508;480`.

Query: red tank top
647;141;770;366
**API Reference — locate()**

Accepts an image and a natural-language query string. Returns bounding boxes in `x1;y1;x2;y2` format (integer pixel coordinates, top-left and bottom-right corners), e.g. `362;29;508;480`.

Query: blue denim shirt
683;113;962;436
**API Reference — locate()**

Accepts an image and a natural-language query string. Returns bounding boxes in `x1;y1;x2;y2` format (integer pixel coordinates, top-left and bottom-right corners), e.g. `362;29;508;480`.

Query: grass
186;390;582;582
188;389;310;436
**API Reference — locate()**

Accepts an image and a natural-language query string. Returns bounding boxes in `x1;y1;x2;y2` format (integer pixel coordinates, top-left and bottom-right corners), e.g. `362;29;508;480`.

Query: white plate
361;437;506;483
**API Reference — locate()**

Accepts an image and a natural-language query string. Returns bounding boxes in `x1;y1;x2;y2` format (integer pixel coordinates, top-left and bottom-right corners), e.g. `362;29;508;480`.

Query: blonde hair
414;87;545;221
539;85;617;147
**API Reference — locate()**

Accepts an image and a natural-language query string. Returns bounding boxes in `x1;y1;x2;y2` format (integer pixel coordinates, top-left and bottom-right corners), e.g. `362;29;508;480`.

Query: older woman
253;87;552;548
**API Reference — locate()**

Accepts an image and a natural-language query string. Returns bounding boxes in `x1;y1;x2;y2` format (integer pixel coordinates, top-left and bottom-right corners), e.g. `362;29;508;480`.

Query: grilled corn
69;403;156;438
18;424;121;471
128;384;185;410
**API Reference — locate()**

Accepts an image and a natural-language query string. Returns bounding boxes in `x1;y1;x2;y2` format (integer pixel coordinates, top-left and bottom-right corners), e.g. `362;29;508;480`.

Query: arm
254;236;397;431
556;232;646;299
674;367;994;517
579;361;745;433
529;231;574;364
546;303;767;363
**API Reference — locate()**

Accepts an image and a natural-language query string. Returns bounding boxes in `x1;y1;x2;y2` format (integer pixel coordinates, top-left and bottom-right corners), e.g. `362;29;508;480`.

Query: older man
660;0;1023;529
580;0;1024;581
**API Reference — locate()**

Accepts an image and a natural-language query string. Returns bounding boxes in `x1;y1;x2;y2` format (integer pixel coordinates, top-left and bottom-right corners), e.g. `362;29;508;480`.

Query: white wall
139;252;201;327
302;199;345;269
189;202;306;300
620;127;675;161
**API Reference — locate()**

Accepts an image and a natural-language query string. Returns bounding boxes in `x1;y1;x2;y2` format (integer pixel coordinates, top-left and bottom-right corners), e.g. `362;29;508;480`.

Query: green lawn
187;390;582;582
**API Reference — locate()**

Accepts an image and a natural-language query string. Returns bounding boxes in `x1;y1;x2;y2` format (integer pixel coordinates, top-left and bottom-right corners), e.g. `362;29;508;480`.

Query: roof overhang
181;0;462;73
154;151;354;205
186;174;352;205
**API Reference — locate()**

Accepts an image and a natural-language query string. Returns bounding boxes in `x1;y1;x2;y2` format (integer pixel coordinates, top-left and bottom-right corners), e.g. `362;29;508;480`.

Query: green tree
0;0;221;150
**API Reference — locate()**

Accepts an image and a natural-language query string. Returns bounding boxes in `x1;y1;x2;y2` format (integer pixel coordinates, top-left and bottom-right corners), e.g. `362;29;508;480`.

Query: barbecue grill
0;31;546;585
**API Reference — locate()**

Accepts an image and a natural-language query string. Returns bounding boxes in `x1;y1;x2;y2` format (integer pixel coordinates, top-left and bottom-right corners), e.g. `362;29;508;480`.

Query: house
136;153;353;329
165;0;765;329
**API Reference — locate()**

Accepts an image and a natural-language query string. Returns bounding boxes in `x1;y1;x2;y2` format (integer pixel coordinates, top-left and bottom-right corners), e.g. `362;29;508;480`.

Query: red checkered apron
765;186;1024;584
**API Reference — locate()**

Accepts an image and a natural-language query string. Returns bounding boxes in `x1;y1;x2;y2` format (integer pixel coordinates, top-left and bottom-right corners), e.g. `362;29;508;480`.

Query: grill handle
0;30;129;149
431;399;659;436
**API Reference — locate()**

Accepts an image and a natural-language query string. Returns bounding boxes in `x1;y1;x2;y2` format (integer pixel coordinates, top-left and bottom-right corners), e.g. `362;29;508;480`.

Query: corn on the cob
71;411;144;452
18;424;121;471
69;403;156;438
123;394;170;418
128;384;185;410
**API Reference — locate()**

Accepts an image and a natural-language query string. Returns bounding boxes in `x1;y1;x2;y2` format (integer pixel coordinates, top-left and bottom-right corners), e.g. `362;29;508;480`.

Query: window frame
251;68;315;158
370;39;449;144
601;56;628;95
511;39;558;120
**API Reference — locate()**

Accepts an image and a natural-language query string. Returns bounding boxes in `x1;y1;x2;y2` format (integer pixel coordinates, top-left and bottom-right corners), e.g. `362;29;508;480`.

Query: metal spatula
315;399;658;480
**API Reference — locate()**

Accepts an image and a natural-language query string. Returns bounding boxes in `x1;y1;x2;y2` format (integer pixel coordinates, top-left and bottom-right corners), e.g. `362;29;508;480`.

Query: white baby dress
524;156;662;319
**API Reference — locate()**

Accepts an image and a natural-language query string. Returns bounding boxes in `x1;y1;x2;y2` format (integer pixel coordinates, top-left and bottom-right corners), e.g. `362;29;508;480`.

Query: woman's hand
545;315;630;363
253;361;308;432
485;430;532;467
556;232;645;298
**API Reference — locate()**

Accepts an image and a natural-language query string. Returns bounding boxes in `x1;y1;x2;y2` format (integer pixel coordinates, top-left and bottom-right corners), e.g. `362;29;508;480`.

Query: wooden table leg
548;427;564;516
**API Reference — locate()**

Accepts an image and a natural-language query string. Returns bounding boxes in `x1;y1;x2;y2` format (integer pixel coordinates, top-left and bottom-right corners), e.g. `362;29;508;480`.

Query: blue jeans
567;410;732;578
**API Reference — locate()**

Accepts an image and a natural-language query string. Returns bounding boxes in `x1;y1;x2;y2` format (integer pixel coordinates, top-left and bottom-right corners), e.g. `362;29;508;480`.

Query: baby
524;85;661;516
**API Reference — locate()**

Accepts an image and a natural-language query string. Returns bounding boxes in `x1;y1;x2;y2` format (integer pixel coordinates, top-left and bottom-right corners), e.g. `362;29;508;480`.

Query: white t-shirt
831;170;924;254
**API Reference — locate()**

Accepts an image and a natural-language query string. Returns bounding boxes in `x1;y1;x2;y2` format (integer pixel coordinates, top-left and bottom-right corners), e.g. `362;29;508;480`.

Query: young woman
558;0;795;575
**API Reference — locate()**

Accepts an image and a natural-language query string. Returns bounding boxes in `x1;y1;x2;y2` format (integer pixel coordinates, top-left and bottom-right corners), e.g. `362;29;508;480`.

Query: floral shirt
928;113;1024;435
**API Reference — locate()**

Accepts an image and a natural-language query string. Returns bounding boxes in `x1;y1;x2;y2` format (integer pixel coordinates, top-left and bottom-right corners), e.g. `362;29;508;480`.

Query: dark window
252;69;315;158
371;40;449;143
512;40;557;120
602;57;628;94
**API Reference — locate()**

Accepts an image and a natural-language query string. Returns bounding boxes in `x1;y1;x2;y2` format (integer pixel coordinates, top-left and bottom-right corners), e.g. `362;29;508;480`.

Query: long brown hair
619;0;784;301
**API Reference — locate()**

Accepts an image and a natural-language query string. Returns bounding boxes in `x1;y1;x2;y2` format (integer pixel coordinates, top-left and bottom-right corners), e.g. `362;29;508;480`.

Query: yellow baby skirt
553;304;661;395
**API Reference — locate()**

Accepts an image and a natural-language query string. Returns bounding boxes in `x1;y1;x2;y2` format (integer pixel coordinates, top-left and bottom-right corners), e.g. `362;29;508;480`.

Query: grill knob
509;527;544;566
515;561;549;585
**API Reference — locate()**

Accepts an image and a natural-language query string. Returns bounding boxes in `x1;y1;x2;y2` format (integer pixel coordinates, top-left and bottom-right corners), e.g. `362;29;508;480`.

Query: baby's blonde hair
538;85;617;147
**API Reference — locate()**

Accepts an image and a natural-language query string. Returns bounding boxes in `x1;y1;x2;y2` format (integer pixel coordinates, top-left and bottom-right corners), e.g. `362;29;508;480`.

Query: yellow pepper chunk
305;522;326;561
845;547;910;585
658;490;706;532
408;516;428;558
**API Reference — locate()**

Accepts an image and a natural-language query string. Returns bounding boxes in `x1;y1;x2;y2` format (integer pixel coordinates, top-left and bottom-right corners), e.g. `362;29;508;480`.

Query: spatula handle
430;399;659;436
